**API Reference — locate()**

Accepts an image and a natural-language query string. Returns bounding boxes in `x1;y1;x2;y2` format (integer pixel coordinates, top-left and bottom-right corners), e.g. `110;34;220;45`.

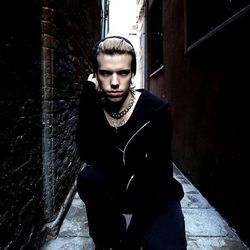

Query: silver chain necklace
105;90;135;119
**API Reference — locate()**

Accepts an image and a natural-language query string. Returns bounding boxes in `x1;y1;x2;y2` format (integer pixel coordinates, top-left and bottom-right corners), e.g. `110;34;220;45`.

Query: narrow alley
1;0;250;249
41;165;248;250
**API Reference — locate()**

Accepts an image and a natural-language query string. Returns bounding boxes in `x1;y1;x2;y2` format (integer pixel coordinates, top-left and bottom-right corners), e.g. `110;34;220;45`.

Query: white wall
108;0;146;89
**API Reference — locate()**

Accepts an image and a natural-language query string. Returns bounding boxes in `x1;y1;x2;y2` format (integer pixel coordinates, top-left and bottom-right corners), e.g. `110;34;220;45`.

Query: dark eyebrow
98;69;131;76
98;70;113;75
117;69;131;75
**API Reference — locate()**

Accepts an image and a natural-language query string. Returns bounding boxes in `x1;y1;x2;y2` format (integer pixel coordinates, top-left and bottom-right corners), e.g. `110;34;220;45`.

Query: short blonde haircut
96;37;134;55
92;36;136;74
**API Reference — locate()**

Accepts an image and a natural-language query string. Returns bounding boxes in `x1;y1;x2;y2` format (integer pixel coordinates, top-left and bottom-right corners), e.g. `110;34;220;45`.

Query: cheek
97;77;108;89
124;77;132;86
96;75;104;85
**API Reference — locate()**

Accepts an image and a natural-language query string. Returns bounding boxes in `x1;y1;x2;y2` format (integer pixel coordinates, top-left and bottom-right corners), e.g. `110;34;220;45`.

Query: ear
130;76;136;88
131;73;135;81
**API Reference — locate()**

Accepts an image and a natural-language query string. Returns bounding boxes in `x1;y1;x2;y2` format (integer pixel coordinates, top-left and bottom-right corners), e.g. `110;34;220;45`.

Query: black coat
76;81;183;211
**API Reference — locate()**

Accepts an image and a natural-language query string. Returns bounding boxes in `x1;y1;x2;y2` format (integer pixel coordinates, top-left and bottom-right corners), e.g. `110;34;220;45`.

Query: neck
103;90;130;113
103;89;136;120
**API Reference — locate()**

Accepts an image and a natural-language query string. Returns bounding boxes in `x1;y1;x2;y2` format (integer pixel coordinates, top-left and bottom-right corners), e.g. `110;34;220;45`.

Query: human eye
117;69;131;76
98;70;112;76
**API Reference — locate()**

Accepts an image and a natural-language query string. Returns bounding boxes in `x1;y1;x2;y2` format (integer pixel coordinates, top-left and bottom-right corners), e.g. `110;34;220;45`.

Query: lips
107;91;123;97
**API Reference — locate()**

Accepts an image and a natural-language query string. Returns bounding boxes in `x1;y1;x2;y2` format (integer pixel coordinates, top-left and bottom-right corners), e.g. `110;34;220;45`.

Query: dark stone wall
149;0;250;246
0;0;101;249
0;1;43;249
41;0;101;222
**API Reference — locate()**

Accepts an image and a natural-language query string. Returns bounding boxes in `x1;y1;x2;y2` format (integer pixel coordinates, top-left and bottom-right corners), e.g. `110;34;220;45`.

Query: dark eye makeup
117;69;131;75
98;70;113;76
98;69;131;76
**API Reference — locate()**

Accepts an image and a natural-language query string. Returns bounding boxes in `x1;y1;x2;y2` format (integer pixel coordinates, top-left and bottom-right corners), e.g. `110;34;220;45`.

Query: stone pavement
41;166;248;250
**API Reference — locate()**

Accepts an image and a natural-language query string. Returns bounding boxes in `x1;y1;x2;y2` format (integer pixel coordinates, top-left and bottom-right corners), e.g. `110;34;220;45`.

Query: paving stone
41;166;248;249
183;208;236;237
187;236;248;250
58;204;89;237
42;237;94;250
181;190;211;209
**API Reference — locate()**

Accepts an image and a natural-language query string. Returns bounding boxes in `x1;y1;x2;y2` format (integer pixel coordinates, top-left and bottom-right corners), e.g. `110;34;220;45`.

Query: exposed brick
0;0;101;249
43;34;54;48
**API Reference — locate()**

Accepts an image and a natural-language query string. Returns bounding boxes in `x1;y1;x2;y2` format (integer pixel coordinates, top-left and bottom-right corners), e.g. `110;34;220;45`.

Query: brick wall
42;0;101;222
0;0;101;249
0;1;43;249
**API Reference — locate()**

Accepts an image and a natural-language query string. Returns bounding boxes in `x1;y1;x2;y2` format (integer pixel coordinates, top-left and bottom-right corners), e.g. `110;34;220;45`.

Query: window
185;0;250;52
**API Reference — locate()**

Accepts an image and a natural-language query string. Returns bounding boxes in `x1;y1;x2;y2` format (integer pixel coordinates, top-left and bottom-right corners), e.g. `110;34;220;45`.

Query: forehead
97;53;132;69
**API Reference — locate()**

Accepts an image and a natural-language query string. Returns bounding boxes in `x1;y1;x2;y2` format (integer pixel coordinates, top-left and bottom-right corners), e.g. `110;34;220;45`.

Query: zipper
126;174;135;190
123;121;151;166
122;121;151;190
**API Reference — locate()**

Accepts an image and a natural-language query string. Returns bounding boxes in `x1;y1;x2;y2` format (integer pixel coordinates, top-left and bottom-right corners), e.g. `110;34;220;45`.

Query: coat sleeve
75;81;100;163
147;103;173;174
139;103;184;206
130;104;183;210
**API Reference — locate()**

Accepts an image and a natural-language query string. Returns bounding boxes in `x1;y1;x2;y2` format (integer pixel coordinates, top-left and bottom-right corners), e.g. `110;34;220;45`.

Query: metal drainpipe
101;0;109;38
144;0;149;90
41;6;55;222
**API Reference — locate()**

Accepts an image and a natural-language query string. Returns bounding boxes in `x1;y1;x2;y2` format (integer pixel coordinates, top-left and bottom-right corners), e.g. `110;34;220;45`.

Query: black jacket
76;81;183;210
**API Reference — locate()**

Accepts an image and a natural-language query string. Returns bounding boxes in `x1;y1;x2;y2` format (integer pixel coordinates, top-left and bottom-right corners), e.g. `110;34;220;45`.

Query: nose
111;73;119;88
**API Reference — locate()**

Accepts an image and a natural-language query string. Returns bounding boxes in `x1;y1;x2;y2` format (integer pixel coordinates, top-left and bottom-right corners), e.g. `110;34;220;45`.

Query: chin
107;96;123;102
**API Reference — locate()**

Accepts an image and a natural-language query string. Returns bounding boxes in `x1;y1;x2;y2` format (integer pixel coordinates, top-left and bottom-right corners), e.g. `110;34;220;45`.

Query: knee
143;201;187;250
78;165;99;186
77;165;104;196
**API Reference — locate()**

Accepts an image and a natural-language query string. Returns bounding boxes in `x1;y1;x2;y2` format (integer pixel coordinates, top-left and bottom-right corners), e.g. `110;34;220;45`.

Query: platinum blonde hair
92;36;136;74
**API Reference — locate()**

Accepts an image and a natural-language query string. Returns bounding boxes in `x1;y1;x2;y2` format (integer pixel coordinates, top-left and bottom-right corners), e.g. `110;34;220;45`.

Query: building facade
147;0;250;246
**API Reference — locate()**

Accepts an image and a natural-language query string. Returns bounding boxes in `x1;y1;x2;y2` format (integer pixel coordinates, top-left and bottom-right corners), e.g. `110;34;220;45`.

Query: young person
76;36;187;250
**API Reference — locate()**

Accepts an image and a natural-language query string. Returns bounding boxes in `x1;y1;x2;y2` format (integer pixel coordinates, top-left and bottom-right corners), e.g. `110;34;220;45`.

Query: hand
87;73;101;91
